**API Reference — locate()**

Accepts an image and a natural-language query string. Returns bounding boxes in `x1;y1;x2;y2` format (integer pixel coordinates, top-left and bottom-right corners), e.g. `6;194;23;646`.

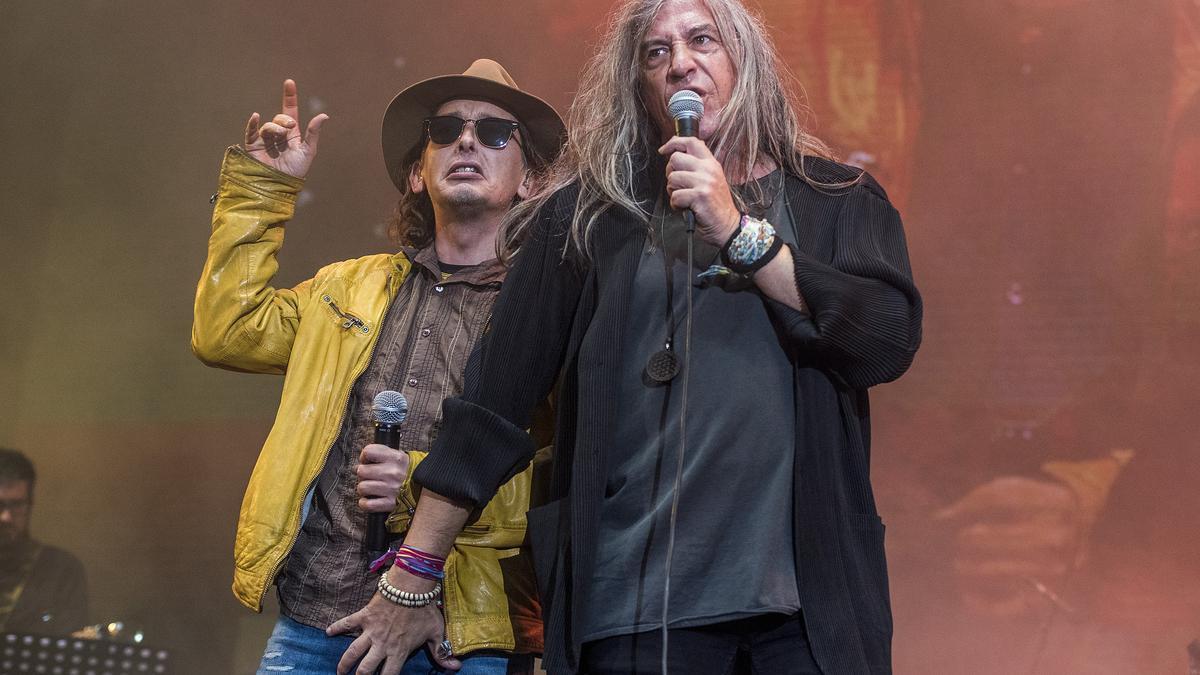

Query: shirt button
421;328;431;337
407;378;418;387
434;285;445;293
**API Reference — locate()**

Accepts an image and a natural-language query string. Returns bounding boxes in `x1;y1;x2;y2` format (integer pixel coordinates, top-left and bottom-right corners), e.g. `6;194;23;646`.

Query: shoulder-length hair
387;142;436;250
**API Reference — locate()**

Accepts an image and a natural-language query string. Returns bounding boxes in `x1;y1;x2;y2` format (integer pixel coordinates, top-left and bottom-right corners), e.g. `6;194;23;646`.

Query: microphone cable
659;210;696;675
658;90;704;674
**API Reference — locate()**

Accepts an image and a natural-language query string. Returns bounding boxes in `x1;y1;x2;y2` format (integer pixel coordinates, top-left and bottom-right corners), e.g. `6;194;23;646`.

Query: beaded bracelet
721;214;783;276
377;574;442;608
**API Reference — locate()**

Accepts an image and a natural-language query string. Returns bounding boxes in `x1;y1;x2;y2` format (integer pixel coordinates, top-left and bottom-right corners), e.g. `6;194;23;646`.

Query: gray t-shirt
580;170;801;643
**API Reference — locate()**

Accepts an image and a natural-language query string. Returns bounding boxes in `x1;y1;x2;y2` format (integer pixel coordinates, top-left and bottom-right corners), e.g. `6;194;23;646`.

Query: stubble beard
441;185;495;219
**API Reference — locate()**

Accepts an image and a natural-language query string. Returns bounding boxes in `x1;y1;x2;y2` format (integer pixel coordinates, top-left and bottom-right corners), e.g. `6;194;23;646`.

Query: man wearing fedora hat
192;59;563;675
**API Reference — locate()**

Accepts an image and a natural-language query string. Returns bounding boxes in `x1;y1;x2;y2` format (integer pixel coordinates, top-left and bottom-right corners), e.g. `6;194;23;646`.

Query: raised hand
243;79;329;178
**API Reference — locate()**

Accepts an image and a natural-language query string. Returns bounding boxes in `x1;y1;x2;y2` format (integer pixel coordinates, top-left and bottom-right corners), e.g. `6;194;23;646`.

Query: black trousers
580;613;821;675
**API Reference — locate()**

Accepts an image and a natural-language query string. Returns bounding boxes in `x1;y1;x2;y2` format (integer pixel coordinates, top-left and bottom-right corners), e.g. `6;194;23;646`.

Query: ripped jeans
257;614;532;675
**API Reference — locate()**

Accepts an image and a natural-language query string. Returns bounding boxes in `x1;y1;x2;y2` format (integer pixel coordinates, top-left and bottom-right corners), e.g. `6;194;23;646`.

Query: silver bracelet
377;574;442;608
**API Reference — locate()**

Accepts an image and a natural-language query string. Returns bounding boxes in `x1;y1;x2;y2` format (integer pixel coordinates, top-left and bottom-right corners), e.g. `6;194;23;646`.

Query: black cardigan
415;157;923;674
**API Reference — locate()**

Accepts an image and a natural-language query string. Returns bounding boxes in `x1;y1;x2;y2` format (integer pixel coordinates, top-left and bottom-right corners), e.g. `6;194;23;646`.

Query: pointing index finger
281;78;300;123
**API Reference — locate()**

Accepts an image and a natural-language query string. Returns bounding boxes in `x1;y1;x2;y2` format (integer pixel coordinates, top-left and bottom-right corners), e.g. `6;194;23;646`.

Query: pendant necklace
646;199;681;382
644;200;720;384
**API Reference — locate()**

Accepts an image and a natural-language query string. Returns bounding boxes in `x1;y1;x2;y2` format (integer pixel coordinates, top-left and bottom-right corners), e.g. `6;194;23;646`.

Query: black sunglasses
423;116;522;150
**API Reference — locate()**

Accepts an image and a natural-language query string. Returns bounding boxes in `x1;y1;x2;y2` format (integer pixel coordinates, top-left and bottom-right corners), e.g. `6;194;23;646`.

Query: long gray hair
500;0;847;261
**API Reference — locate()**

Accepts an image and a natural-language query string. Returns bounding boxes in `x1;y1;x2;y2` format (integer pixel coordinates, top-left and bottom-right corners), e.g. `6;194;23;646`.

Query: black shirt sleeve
769;179;923;389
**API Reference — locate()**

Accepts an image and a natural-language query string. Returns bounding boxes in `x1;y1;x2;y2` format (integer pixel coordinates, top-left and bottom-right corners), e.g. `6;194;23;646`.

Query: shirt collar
401;244;507;286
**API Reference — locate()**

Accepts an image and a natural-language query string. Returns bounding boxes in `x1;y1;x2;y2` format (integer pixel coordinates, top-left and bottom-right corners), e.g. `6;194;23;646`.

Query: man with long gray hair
343;1;922;673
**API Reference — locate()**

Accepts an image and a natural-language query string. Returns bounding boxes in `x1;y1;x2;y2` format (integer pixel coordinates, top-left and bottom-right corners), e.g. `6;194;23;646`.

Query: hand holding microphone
359;390;410;552
658;89;741;245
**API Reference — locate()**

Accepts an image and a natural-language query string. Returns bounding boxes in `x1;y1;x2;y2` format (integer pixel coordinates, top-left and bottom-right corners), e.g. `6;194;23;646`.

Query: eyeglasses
0;499;29;516
423;116;522;150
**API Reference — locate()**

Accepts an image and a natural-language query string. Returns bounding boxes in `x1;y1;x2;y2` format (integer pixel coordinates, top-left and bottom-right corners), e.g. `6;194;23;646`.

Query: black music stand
0;632;171;674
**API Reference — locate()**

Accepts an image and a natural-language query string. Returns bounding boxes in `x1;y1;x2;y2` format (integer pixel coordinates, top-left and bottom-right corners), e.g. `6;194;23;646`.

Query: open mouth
447;162;483;178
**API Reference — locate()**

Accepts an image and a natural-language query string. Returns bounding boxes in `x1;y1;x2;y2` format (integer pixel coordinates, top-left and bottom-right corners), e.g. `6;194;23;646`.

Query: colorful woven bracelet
392;544;446;581
721;214;783;275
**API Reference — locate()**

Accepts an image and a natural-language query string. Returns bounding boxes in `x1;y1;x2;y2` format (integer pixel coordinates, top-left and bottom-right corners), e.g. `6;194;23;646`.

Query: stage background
2;0;1197;672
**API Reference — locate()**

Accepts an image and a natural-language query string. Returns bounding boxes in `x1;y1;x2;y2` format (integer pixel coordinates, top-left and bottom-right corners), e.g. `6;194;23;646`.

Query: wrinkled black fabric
416;157;922;674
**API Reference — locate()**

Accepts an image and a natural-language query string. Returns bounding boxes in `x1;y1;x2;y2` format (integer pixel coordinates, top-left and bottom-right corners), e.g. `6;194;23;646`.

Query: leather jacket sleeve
192;145;311;374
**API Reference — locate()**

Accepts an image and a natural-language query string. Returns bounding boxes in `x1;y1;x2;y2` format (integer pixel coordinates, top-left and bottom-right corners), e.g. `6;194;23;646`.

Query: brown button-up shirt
276;244;505;629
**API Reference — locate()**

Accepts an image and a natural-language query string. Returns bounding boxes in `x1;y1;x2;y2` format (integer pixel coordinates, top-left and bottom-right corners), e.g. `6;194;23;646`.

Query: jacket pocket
319;293;371;335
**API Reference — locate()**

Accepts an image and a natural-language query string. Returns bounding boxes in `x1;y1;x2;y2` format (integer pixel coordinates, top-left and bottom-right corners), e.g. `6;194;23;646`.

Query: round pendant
645;348;681;383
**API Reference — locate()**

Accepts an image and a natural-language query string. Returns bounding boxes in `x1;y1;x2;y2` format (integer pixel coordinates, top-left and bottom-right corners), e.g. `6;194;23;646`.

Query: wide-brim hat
381;58;566;191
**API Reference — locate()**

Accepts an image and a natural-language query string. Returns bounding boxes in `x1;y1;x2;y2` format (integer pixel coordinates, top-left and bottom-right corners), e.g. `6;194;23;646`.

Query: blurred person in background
0;447;88;636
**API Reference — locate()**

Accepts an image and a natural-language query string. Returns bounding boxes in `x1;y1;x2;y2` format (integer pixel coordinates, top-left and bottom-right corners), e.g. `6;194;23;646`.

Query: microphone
668;90;704;233
668;89;704;138
366;390;408;552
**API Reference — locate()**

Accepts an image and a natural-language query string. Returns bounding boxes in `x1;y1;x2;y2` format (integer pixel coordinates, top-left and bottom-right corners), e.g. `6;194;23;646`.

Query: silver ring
437;638;453;657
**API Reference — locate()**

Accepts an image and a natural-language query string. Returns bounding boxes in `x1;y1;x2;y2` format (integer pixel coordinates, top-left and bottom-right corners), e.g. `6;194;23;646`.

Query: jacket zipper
323;295;371;334
256;271;403;610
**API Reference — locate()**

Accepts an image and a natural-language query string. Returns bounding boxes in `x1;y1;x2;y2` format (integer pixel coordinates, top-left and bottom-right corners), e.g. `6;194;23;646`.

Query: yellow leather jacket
192;146;542;655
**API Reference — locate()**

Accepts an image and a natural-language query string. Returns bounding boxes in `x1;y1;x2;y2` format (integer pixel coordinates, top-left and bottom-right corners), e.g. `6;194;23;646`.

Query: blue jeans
257;614;531;675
